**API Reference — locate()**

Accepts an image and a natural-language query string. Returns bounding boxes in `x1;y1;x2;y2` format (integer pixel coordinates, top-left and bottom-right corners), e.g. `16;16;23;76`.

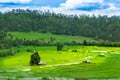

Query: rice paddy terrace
0;46;120;80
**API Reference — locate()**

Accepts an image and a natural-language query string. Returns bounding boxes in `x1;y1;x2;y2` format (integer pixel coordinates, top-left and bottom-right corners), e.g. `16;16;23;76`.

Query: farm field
8;32;94;43
0;46;120;79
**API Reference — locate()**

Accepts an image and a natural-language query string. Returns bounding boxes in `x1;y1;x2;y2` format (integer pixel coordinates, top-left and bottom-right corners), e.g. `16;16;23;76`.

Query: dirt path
91;50;120;54
39;56;93;68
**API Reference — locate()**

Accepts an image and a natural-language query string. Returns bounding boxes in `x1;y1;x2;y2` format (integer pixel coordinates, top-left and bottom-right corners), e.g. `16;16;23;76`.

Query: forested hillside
0;9;120;41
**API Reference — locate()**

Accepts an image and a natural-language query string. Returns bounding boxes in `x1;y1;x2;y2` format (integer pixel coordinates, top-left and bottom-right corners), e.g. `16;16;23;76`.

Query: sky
0;0;120;16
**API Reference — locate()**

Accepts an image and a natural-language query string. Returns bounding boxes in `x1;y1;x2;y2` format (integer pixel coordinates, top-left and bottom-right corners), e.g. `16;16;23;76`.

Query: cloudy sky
0;0;120;16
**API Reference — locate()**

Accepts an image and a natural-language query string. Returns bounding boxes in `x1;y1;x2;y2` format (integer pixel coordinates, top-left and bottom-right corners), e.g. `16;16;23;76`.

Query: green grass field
0;46;120;79
8;32;94;43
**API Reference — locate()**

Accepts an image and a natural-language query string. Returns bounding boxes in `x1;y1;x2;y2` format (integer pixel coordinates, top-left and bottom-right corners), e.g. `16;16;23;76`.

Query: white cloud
37;6;120;17
0;0;32;3
108;3;117;10
33;6;120;17
0;5;120;17
60;0;104;9
0;0;120;17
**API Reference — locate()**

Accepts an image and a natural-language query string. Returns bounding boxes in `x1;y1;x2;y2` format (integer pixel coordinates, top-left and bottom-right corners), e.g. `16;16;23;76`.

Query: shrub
56;42;64;51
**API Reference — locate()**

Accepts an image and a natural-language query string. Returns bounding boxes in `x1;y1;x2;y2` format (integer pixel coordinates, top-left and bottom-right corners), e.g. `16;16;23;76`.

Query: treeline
0;50;17;57
0;9;120;41
82;40;120;47
1;36;120;50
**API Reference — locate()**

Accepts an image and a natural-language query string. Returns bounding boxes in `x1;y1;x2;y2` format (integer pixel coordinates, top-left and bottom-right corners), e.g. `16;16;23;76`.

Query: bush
26;48;33;52
56;42;64;51
72;49;78;52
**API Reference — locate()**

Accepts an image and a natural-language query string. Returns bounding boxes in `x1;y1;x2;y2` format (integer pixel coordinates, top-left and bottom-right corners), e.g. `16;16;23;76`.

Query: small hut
99;53;105;57
83;60;91;63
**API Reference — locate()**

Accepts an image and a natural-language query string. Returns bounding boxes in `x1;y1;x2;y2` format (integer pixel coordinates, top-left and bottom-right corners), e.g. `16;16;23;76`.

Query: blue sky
0;0;120;16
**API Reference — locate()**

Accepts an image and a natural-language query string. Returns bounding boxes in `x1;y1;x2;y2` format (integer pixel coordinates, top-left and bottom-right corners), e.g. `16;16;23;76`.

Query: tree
30;51;40;65
83;40;88;46
0;30;7;40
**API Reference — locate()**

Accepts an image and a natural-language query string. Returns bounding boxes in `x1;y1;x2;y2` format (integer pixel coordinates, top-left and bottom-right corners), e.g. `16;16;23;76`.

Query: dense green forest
0;9;120;50
0;9;120;41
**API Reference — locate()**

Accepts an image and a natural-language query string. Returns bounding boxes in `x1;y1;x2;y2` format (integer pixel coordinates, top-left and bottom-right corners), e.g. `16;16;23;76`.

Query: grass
8;32;94;43
0;46;120;79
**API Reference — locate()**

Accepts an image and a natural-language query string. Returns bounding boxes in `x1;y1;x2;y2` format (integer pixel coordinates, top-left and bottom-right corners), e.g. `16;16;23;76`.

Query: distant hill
0;9;120;41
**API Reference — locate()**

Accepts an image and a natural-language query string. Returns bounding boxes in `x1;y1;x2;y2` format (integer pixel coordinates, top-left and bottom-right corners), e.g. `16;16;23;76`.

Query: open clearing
9;32;94;43
0;46;120;79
